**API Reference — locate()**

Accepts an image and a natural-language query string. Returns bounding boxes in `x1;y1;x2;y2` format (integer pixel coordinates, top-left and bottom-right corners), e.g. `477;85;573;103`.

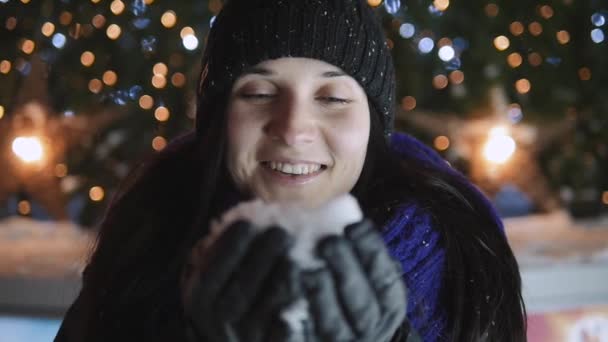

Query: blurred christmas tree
0;0;606;226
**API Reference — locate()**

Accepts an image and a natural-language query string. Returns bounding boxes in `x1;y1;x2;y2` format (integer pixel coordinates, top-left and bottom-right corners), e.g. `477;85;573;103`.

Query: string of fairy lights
0;0;606;221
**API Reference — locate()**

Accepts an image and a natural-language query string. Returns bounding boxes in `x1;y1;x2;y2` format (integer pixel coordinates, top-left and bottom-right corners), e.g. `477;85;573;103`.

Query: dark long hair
73;96;526;341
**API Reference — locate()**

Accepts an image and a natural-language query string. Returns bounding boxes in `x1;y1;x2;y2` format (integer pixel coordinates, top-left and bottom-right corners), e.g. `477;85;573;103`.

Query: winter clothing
196;0;396;138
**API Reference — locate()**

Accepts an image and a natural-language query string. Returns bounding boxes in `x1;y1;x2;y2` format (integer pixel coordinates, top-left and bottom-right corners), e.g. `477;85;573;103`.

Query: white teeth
266;162;322;175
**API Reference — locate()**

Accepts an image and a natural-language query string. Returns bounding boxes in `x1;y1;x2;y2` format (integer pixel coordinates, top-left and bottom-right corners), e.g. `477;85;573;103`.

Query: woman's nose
264;98;316;146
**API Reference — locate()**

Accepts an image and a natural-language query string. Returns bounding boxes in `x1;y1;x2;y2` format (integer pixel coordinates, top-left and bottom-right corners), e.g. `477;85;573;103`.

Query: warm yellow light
433;0;449;11
515;78;531;94
171;72;186;87
106;24;122;40
6;17;17;31
88;78;103;93
433;74;449;89
41;22;55;37
154;106;170;122
152;136;167;151
209;0;223;13
449;70;464;84
578;67;592;81
81;51;95;67
12;136;44;163
20;0;31;3
180;26;195;39
18;201;31;215
556;30;570;44
493;35;510;51
110;0;125;15
144;0;154;4
528;22;543;36
139;95;154;109
401;96;416;111
539;5;554;19
510;22;524;36
103;70;118;86
0;60;11;74
92;14;106;29
367;0;382;7
507;52;522;68
602;191;608;205
152;75;167;89
0;105;4;119
89;186;105;201
434;136;450;151
91;0;102;3
59;11;73;26
21;39;35;54
485;3;499;17
55;163;68;178
153;63;168;76
161;11;177;28
483;128;516;164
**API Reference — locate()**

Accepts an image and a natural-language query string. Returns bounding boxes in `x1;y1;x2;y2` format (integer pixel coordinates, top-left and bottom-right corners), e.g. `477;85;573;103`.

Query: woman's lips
260;162;326;186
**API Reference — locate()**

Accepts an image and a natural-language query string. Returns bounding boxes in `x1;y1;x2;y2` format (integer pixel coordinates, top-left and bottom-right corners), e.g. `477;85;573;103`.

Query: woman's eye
318;96;352;104
240;93;276;100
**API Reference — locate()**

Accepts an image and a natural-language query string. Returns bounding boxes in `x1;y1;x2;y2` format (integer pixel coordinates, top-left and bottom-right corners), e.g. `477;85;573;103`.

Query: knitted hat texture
196;0;396;138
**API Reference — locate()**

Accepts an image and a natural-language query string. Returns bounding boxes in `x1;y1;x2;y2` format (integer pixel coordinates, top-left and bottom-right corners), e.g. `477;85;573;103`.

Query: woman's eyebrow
242;66;274;76
321;70;347;78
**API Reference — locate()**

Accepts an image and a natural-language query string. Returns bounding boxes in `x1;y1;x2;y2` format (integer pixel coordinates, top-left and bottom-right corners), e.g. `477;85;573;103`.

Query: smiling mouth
260;161;328;176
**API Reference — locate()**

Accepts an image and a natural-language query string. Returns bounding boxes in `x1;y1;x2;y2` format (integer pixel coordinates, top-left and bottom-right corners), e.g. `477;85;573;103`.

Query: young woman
56;0;526;341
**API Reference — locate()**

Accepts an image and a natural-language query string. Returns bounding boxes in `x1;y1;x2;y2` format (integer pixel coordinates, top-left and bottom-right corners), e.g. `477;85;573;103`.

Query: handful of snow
183;194;364;335
207;193;362;269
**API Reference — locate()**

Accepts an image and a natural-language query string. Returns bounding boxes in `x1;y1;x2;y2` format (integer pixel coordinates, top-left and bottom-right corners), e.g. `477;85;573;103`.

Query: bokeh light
81;51;95;67
103;70;118;86
591;28;605;43
153;62;168;76
88;78;103;93
528;52;542;66
0;105;4;119
0;60;11;74
539;5;554;19
507;52;522;68
515;78;531;94
591;13;606;27
52;33;67;48
154;106;170;121
399;23;415;39
12;136;44;163
578;67;592;81
485;3;499;17
438;45;455;61
434;135;450;151
18;201;31;215
529;22;543;36
21;39;35;54
182;35;199;50
556;30;571;44
89;186;105;201
161;10;177;28
41;22;55;37
449;70;464;84
401;96;416;111
152;136;167;151
418;37;434;53
171;72;186;87
152;74;167;88
139;95;154;109
92;14;106;29
106;24;122;40
493;35;510;51
483;127;516;164
510;22;524;36
180;26;195;38
602;191;608;205
110;0;126;15
433;0;449;11
59;11;73;26
433;74;449;89
367;0;382;7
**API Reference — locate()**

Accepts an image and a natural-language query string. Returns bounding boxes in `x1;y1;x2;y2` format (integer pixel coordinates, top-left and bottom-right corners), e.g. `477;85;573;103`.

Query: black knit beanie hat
195;0;396;139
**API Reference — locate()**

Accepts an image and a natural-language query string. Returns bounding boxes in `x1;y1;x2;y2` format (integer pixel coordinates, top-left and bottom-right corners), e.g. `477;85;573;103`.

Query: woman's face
225;57;370;208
